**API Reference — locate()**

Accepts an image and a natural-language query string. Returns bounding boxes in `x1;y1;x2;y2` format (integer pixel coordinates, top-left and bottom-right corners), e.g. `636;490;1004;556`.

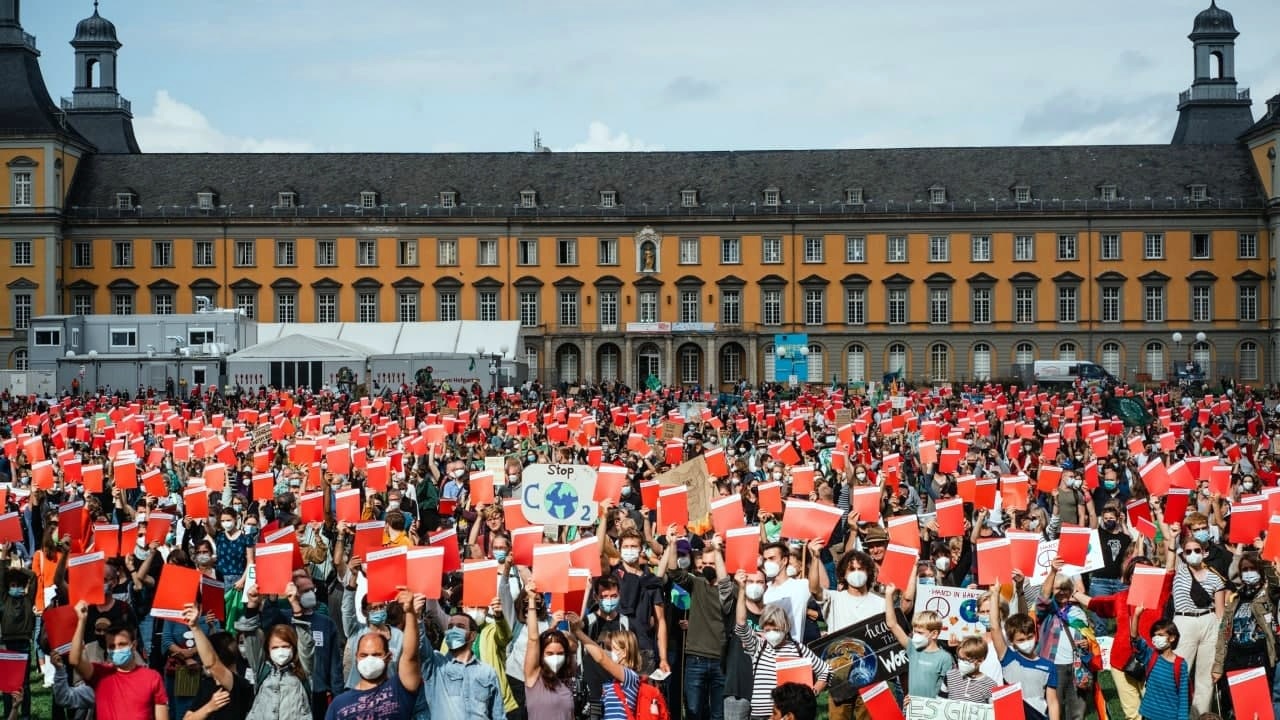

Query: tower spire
64;1;140;152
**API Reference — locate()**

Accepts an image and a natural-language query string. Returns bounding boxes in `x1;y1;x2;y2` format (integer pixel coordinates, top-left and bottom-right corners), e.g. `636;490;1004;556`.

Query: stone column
705;336;717;390
747;335;759;385
582;337;594;385
664;335;674;386
623;336;633;389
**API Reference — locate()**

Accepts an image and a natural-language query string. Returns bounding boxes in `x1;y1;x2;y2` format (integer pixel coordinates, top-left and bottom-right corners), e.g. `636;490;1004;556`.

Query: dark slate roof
67;144;1266;218
0;40;90;143
68;111;140;154
1191;1;1238;39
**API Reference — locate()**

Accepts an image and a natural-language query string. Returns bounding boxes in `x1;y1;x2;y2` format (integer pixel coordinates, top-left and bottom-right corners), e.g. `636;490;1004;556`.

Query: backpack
611;677;670;720
1146;653;1186;697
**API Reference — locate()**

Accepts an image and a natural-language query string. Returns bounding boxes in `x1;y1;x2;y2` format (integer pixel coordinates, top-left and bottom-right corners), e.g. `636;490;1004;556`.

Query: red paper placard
594;466;627;503
568;536;602;576
462;560;499;608
991;684;1025;720
976;538;1012;586
1057;525;1091;565
1227;666;1275;720
852;486;881;523
532;544;572;595
67;551;106;606
42;603;78;654
1229;502;1267;544
724;526;761;574
886;515;919;550
1163;488;1192;525
364;546;408;604
1007;531;1041;576
201;577;226;622
858;681;905;720
184;487;210;520
253;544;293;595
150;563;202;620
406;547;444;599
657;486;689;531
878;544;918;590
334;488;362;523
510;526;543;568
774;658;814;688
779;501;843;543
757;481;783;514
352;520;384;561
1127;566;1168;609
503;498;530;530
0;653;26;694
710;495;744;536
935;498;965;537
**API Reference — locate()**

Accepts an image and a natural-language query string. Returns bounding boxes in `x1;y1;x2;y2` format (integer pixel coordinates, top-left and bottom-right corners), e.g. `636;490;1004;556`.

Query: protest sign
809;611;908;704
520;464;598;526
915;584;987;641
906;697;992;720
1030;529;1105;582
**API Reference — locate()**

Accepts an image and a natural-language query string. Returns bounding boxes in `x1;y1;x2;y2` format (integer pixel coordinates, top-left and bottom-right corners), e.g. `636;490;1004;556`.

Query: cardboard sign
915;585;987;641
906;697;992;720
520;464;599;526
810;611;909;698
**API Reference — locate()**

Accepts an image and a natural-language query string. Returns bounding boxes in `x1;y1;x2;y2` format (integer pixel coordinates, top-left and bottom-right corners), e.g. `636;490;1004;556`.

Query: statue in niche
641;241;657;273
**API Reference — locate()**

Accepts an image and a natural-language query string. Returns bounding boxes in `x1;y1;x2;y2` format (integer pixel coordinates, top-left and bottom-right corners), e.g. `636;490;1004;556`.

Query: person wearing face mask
941;637;995;703
1053;469;1093;529
335;550;405;691
0;548;34;720
658;529;729;720
758;542;816;645
211;508;255;588
817;549;882;635
70;601;169;720
604;527;670;677
1091;466;1129;516
180;602;256;720
522;585;576;720
581;577;629;720
1089;504;1132;599
417;601;504;720
1127;609;1189;720
731;579;830;720
723;569;766;720
882;585;952;698
1183;512;1232;579
988;583;1058;720
1210;554;1279;718
1035;561;1097;720
260;570;343;720
499;571;554;719
327;589;422;720
1168;529;1226;717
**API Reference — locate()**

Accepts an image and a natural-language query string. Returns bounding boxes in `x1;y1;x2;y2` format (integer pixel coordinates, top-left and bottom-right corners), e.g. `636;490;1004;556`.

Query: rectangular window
518;238;537;266
762;289;782;326
599;290;618;328
520;190;537;208
236;293;256;319
1143;232;1164;260
478;291;498;322
113;293;133;316
1239;232;1258;259
32;327;60;346
72;294;91;316
1100;233;1120;260
720;290;741;326
1014;287;1035;324
1144;286;1165;323
274;239;295;267
804;289;824;325
197;192;214;210
153;294;174;315
1057;234;1077;260
680;289;701;323
762;236;783;264
556;238;577;265
599;190;616;208
193;239;214;267
971;288;991;324
804;236;824;263
1057;286;1078;323
846;288;866;325
109;328;137;347
887;235;907;263
930;188;946;204
188;329;215;345
970;235;991;262
591;237;615;266
558;291;579;327
679;236;699;265
638;291;658;323
1014;234;1035;261
72;240;92;268
12;240;31;266
437;292;458;322
720;237;741;264
845;188;864;204
1191;286;1212;322
13;294;32;330
1189;185;1207;202
440;191;456;208
113;240;133;268
316;293;337;323
928;235;949;262
277;293;297;323
357;240;377;266
1100;185;1117;202
928;288;949;324
277;192;296;208
234;240;255;267
1101;287;1121;323
887;288;907;325
315;239;336;267
518;291;539;327
845;235;866;263
763;189;780;206
436;239;457;266
1239;286;1258;322
681;190;698;208
360;191;377;209
358;292;379;323
1015;187;1031;203
398;239;418;266
398;293;419;322
1191;233;1211;259
478;238;499;266
12;171;32;207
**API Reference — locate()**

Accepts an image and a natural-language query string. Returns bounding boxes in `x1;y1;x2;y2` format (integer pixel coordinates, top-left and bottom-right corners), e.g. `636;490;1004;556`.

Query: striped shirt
601;668;639;720
942;668;996;703
1133;640;1190;720
1171;562;1225;614
735;623;831;719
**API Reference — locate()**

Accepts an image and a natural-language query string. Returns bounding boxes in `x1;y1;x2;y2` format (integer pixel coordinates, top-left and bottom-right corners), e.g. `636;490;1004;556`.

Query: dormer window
600;190;617;208
1014;186;1031;203
845;187;864;205
1188;184;1208;202
1099;185;1117;202
680;189;699;208
763;188;780;207
115;192;136;210
277;191;297;208
929;186;947;204
520;190;537;208
197;192;215;210
440;191;457;208
360;191;378;209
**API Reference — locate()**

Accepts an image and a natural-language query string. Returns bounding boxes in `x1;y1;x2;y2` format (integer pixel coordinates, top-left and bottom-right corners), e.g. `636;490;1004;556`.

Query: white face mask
386;501;400;511
1152;635;1170;651
356;656;387;680
785;565;799;578
910;633;929;650
620;548;640;564
764;630;786;647
543;654;566;672
1242;571;1262;586
269;647;293;666
1015;639;1037;656
677;557;692;570
221;520;236;532
957;660;978;676
744;583;766;601
762;560;782;579
1184;551;1204;566
610;649;625;664
846;570;868;588
465;608;489;626
934;556;951;572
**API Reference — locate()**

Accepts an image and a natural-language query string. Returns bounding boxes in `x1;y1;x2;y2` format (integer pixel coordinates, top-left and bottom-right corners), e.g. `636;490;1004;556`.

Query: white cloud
558;122;660;152
133;90;316;153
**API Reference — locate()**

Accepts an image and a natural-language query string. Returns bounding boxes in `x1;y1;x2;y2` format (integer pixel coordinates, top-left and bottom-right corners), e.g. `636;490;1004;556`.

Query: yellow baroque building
1;1;1278;391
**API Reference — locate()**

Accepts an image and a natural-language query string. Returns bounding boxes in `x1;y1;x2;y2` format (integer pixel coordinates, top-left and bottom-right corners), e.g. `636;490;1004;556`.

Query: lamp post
477;344;509;393
774;337;810;388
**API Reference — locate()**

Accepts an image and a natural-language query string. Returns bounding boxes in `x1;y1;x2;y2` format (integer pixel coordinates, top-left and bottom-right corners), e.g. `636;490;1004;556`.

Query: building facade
2;1;1279;390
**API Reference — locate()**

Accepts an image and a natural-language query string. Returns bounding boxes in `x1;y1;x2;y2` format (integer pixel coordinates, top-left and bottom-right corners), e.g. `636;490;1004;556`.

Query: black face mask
700;566;718;583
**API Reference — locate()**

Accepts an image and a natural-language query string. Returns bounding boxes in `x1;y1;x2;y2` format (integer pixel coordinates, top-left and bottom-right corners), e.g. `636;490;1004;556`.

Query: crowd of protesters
0;373;1276;720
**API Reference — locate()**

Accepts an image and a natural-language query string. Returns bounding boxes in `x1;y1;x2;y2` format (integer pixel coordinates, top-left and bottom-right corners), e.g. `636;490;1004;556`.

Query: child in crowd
942;637;996;703
989;582;1058;720
884;585;952;698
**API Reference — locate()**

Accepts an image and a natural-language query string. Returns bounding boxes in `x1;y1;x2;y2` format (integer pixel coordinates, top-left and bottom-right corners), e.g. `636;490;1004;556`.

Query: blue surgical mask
600;597;619;613
978;616;991;631
110;648;133;666
368;608;388;625
917;577;935;586
6;587;23;598
493;549;508;563
1193;529;1210;544
444;627;469;650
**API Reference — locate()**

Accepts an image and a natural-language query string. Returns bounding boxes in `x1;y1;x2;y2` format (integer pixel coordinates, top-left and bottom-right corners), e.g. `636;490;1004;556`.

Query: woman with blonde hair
567;613;647;720
236;583;316;719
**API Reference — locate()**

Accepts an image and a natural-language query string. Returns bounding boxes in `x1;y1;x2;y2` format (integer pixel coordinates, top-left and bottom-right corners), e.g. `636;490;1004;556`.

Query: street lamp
477;345;509;392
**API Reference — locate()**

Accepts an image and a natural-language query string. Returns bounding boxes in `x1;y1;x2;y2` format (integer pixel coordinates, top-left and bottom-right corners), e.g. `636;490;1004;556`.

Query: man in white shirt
760;541;818;643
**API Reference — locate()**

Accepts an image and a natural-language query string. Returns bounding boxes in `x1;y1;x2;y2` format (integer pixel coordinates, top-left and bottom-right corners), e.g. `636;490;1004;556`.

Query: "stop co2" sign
519;463;599;526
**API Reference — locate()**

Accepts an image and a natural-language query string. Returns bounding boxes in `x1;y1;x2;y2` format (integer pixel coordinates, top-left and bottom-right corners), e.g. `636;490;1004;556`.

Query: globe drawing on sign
824;637;879;688
544;482;579;521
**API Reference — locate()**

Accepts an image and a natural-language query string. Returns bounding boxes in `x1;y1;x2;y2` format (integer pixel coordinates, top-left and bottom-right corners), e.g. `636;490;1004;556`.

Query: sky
22;0;1280;153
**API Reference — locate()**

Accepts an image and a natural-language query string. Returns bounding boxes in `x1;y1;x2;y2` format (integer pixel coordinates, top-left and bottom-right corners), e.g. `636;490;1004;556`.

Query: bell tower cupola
63;1;140;153
1171;1;1255;145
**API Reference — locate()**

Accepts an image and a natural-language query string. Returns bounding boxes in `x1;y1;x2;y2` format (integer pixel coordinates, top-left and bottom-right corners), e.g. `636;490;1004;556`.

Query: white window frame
1099;185;1117;202
396;292;418;323
928;235;950;262
188;328;215;345
197;192;214;210
845;288;866;326
115;193;135;210
762;289;783;326
440;191;457;208
762;236;783;264
11;239;31;266
845;188;863;205
1014;286;1035;324
681;189;698;208
194;239;214;267
520;190;537;209
32;326;61;346
72;240;92;267
357;240;377;266
929;187;946;204
887;235;907;263
112;293;134;316
680;289;701;324
397;239;418;266
679;236;699;265
234;240;255;267
720;289;741;326
518;238;538;265
1240;341;1259;380
803;236;824;263
558;290;579;327
971;288;991;324
1239;285;1258;322
929;343;949;382
1188;184;1208;202
638;290;658;324
804;289;824;326
556;237;578;266
12;294;31;330
518;291;539;327
1191;285;1212;322
720;237;741;264
12;171;32;207
236;293;256;319
316;293;337;323
1101;286;1121;323
109;328;138;348
153;293;174;315
1057;234;1078;261
1014;186;1031;203
113;239;133;268
276;292;297;323
845;235;865;263
763;188;780;207
1144;285;1165;323
478;238;499;266
1057;286;1078;323
436;238;458;267
437;291;458;323
599;190;617;208
1100;233;1120;260
1191;233;1211;260
276;192;296;208
928;288;949;325
357;291;379;323
275;239;296;267
970;235;991;262
315;239;336;267
360;191;378;209
887;288;907;325
1143;232;1164;260
1014;234;1035;261
598;290;618;328
1239;232;1258;259
478;290;499;322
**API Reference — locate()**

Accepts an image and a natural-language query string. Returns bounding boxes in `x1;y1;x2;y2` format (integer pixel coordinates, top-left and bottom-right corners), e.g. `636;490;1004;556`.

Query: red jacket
1089;585;1170;668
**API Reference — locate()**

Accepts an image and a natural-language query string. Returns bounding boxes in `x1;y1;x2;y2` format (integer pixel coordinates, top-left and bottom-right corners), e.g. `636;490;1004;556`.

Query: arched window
1057;341;1077;361
1015;342;1035;366
11;349;27;371
972;343;992;382
887;343;907;378
1192;341;1211;374
929;343;949;383
1101;342;1121;378
86;58;100;88
806;343;825;383
597;344;620;383
1211;50;1224;80
556;344;580;384
1145;341;1165;381
1240;341;1259;380
846;344;866;384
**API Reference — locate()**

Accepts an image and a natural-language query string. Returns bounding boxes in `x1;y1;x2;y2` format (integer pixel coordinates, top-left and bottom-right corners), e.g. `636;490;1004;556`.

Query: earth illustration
825;637;879;688
544;482;579;521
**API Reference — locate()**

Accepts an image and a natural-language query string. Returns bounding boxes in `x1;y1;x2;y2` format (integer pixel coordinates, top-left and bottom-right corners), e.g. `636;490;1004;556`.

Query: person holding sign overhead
1210;551;1279;719
325;589;421;720
69;600;169;720
233;584;315;720
414;592;505;720
731;570;829;720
